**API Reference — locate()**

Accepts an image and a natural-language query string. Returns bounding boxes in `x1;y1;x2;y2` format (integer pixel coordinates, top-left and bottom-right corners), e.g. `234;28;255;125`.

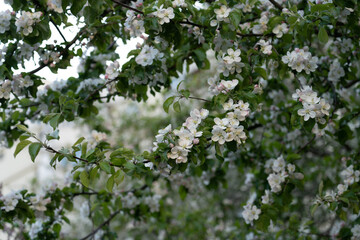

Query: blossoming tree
0;0;360;239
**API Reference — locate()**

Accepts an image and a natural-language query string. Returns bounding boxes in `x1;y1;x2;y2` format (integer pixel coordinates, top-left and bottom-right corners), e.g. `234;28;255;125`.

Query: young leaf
173;101;181;113
106;175;114;192
318;26;329;44
163;96;175;113
80;171;90;188
28;142;42;162
14;140;32;157
99;161;112;174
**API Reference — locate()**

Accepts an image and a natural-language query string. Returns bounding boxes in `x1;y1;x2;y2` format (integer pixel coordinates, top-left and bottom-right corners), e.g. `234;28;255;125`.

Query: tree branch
296;135;316;154
80;210;121;240
29;29;86;75
268;0;283;10
112;0;144;15
50;19;67;42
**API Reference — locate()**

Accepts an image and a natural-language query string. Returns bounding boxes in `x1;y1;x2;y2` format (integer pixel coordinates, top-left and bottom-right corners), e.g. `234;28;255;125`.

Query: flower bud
193;138;199;145
169;143;174;148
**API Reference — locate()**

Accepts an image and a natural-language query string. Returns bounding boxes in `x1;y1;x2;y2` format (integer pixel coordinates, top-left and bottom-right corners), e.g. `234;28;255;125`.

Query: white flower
1;191;22;212
261;190;272;204
219;79;238;93
0;80;12;99
337;184;348;195
223;49;241;64
272;155;286;173
267;173;285;193
242;203;261;225
30;195;51;211
214;5;231;21
211;126;226;144
106;61;120;80
154;5;175;25
287;164;296;174
0;10;12;33
351;225;360;239
328;59;345;83
272;23;288;38
257;40;272;55
298;103;316;121
29;220;43;239
172;0;187;8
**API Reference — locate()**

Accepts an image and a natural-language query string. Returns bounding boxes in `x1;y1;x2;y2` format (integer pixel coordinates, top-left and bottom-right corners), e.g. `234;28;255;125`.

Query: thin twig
50;19;67;42
178;95;211;103
85;79;118;102
296;135;316;154
112;0;144;15
80;210;121;240
29;29;86;75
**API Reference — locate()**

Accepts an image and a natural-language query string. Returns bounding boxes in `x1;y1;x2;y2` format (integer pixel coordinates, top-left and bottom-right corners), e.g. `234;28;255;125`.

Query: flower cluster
15;11;42;36
211;99;249;145
217;48;245;77
292;85;330;123
124;10;145;37
208;77;239;96
351;225;360;240
12;74;34;95
282;47;318;74
172;0;187;8
0;79;12;99
76;78;106;94
153;5;175;25
153;124;172;151
135;44;164;66
29;195;51;212
337;165;360;195
242;203;261;225
122;192;161;213
168;108;209;164
328;59;345;84
0;191;22;212
266;155;301;193
0;10;12;34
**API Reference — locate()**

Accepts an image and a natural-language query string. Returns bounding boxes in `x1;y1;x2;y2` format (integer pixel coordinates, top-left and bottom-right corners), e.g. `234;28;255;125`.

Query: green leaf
14;140;32;157
28;142;42;162
163;96;175;113
318;26;329;44
16;124;31;133
318;180;324;197
173;101;181;113
179;185;187;200
71;0;87;15
80;171;90;188
99;161;112;174
106;175;114;192
310;204;319;216
229;10;241;27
